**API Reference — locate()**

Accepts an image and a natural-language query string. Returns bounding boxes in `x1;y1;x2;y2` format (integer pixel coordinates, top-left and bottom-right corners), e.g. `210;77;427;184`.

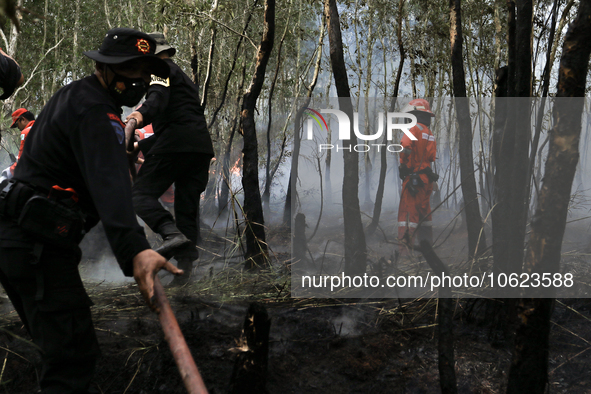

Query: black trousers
0;243;100;394
132;152;211;250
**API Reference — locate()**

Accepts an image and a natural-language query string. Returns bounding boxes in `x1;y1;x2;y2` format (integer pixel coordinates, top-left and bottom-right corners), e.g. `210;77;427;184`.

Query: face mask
105;65;146;107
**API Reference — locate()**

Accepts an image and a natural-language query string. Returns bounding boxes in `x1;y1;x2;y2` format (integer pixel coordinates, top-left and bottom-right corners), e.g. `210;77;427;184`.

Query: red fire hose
152;276;209;394
126;118;207;392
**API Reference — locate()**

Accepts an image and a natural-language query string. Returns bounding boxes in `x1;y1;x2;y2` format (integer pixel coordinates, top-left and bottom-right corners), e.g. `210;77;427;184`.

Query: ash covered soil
0;221;590;393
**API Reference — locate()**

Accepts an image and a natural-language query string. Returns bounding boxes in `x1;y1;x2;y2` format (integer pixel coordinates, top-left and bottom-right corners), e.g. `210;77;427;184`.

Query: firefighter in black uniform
126;32;214;284
0;28;183;393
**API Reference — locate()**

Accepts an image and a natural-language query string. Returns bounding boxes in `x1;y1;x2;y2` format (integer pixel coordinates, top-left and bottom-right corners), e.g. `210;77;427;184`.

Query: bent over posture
397;99;438;253
0;28;182;393
127;32;214;283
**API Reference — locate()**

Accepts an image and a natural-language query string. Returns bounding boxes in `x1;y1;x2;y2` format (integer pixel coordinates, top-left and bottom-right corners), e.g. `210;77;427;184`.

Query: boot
155;222;192;259
170;257;194;286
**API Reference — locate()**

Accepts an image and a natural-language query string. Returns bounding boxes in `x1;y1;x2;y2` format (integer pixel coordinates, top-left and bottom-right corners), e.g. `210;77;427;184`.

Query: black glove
399;164;411;180
423;166;439;182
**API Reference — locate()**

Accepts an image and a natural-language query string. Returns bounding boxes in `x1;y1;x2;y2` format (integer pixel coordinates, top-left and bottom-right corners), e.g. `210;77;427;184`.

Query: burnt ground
0;219;590;393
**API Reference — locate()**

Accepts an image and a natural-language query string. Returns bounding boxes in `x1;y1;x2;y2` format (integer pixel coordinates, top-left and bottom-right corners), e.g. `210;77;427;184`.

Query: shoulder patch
416;124;424;131
107;113;125;144
422;132;429;140
429;135;436;141
150;75;170;87
107;113;125;127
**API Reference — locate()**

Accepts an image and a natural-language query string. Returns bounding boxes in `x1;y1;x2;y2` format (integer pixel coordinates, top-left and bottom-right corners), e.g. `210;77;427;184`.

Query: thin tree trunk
506;0;533;275
367;0;405;236
219;62;247;216
209;0;259;130
420;240;457;394
282;15;326;228
324;75;333;209
492;66;510;274
507;3;591;391
526;0;558;214
449;0;486;258
201;17;217;108
241;0;275;269
263;20;289;217
72;0;80;81
492;1;517;275
548;0;576;72
325;0;367;276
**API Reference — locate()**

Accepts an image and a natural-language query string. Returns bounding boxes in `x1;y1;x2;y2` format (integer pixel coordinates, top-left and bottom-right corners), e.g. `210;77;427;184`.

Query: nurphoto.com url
300;272;574;293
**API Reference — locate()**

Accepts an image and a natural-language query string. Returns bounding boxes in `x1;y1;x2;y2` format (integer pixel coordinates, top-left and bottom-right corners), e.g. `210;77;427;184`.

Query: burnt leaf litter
0;221;589;393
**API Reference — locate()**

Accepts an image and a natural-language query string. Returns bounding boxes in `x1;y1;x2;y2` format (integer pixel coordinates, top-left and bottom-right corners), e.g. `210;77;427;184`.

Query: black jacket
137;58;214;156
2;75;150;276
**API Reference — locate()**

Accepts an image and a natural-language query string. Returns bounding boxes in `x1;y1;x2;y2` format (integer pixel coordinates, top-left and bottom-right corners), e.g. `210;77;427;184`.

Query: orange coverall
397;122;437;250
9;119;34;173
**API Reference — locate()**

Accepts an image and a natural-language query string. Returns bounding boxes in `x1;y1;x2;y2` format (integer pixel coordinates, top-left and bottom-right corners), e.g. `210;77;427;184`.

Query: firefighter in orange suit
397;99;438;252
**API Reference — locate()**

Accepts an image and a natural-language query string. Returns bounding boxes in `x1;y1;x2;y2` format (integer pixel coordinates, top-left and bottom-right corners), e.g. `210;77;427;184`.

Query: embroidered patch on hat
108;113;125;144
150;75;170;87
136;39;151;54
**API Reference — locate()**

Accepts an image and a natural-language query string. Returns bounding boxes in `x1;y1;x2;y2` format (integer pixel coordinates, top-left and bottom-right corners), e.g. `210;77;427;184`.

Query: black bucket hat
0;56;22;100
83;28;169;78
148;32;176;57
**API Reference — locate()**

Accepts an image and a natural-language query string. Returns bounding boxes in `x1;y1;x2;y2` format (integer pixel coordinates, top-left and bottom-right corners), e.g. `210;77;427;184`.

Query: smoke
331;308;368;337
79;223;134;283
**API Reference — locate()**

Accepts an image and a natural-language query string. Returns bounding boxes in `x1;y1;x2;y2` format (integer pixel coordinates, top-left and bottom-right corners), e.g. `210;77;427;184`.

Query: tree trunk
282;15;326;228
72;0;80;81
241;0;275;269
419;240;457;394
506;0;533;275
325;0;367;276
507;2;591;392
526;0;558;220
449;0;486;258
209;0;258;130
492;1;517;276
492;67;510;274
367;0;405;236
200;25;216;108
263;21;289;218
219;63;247;216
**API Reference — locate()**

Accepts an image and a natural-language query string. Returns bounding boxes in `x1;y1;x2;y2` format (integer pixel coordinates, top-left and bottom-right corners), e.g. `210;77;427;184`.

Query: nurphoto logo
304;107;418;152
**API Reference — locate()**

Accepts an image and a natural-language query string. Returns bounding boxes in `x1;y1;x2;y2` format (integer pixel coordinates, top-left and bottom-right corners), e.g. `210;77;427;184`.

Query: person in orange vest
9;108;35;173
0;108;35;181
397;99;439;253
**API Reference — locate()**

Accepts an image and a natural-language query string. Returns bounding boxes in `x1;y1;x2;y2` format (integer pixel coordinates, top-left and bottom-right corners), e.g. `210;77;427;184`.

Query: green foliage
0;0;577;185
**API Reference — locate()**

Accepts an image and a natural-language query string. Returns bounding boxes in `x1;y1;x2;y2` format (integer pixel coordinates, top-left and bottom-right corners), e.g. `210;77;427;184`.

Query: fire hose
125;119;208;393
124;119;139;181
153;276;209;394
